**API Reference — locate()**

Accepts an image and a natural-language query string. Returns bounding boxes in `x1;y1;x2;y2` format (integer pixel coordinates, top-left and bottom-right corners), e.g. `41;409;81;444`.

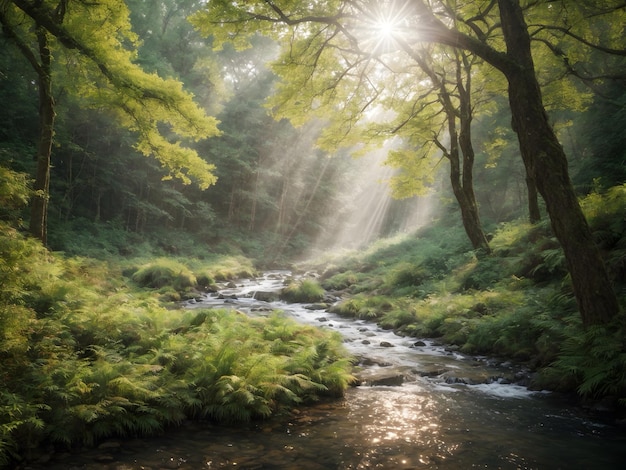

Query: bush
280;279;325;303
320;270;359;291
131;258;197;291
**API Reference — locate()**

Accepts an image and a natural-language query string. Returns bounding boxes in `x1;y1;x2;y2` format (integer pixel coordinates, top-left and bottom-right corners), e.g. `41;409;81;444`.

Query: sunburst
357;0;414;55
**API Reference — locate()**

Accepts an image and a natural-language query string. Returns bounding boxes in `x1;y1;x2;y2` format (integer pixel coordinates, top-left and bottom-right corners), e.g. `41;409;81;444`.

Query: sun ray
356;0;415;55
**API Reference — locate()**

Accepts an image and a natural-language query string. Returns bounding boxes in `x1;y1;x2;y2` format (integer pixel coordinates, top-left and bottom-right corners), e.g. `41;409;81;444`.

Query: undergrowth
0;205;353;467
315;185;626;405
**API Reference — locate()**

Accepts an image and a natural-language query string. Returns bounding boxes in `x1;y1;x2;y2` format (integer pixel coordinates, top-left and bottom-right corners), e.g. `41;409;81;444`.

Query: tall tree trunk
526;175;541;224
457;53;491;254
29;27;55;246
404;46;492;254
498;0;619;326
442;106;490;254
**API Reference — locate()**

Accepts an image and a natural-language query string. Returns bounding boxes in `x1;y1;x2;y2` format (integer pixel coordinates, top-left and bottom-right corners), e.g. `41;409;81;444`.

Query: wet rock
218;293;238;300
361;339;371;345
412;340;427;347
416;368;449;378
368;374;406;386
379;341;394;347
253;291;279;302
357;357;393;367
305;303;328;310
445;376;469;385
317;317;328;322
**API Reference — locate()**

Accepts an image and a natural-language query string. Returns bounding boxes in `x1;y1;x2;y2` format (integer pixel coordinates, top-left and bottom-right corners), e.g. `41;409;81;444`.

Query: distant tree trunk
248;168;260;231
227;182;236;223
276;178;288;235
29;27;55;246
499;0;619;326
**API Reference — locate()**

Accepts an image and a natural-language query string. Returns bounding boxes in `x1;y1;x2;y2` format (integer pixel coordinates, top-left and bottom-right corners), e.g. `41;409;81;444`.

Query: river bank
21;271;626;469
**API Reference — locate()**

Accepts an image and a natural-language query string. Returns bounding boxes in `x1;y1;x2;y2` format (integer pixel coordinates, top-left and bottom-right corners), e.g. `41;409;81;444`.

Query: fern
549;323;626;399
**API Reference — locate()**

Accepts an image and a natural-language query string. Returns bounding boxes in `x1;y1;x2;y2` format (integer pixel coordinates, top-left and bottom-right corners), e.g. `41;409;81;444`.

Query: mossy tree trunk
498;0;618;326
526;175;541;224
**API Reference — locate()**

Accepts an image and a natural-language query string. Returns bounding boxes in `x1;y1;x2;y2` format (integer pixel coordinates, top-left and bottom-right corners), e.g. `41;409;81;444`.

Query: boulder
253;291;280;302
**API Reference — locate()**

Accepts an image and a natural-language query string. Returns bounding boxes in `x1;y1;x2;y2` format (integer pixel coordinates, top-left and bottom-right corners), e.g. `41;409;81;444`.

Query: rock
445;376;469;385
305;303;328;310
317;317;328;322
369;374;406;386
379;341;394;348
361;340;371;345
253;291;279;302
217;293;238;300
357;357;392;367
412;340;427;347
416;368;449;378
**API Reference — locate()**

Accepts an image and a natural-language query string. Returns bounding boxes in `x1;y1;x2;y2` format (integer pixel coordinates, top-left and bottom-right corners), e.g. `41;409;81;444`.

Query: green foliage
320;270;360;291
329;294;393;321
541;322;626;400
131;258;197;291
0;166;30;222
458;256;509;291
379;305;417;330
385;262;428;295
314;203;626;404
0;222;353;465
280;279;325;303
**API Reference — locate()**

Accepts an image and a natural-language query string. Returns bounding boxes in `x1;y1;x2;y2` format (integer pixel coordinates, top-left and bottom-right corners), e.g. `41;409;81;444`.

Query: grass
305;185;626;402
280;279;325;303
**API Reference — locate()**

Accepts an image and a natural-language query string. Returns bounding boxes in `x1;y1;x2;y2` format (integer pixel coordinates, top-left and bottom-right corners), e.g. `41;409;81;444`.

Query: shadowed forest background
1;0;626;467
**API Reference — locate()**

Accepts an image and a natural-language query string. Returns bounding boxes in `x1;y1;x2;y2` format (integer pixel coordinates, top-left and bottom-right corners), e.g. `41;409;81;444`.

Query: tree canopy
190;0;626;327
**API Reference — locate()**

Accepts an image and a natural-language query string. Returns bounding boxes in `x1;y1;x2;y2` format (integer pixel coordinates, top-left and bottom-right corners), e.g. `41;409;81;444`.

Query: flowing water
27;271;626;469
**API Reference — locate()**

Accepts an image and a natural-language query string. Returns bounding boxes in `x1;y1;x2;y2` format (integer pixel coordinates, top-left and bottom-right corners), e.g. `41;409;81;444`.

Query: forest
1;0;625;467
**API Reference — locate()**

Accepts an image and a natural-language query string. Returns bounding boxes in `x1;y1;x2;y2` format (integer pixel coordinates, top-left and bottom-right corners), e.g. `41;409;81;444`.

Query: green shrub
386;262;428;290
280;279;325;303
537;321;626;401
459;256;508;291
320;270;359;291
328;294;392;320
132;258;197;291
379;307;416;330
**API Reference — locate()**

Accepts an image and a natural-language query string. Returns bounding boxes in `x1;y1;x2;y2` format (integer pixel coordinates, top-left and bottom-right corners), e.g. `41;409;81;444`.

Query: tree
0;0;220;245
190;0;624;327
384;45;492;253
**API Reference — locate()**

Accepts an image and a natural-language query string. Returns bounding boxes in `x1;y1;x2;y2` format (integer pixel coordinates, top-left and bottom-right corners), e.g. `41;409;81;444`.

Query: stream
27;271;626;469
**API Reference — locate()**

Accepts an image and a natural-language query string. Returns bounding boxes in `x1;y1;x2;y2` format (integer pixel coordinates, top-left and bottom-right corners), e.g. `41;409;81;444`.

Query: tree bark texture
498;0;619;326
526;175;541;224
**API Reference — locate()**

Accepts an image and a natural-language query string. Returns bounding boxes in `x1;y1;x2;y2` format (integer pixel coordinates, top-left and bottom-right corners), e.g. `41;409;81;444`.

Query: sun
357;0;413;55
374;17;398;40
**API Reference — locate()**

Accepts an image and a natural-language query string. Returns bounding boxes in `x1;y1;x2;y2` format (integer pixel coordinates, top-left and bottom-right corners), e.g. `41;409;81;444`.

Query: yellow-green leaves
8;0;221;189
